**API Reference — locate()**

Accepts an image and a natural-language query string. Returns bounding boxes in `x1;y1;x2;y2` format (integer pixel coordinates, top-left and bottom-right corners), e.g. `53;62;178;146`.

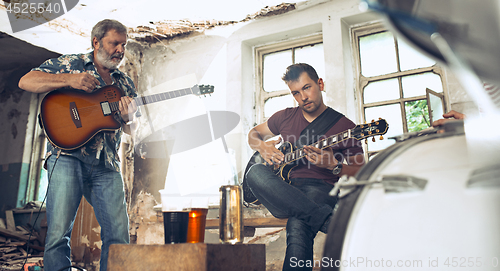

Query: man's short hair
282;63;319;83
91;19;128;49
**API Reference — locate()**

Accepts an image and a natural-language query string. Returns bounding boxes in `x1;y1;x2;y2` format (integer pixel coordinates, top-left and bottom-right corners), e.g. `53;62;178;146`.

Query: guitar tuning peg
379;117;382;120
372;137;376;142
380;135;384;140
371;119;375;123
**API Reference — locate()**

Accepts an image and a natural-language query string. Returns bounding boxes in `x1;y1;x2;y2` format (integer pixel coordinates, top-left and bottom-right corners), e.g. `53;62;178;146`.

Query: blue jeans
245;164;337;271
44;155;129;271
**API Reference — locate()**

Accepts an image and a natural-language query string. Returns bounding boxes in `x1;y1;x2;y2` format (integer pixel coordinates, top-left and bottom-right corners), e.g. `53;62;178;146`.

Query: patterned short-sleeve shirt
34;52;138;172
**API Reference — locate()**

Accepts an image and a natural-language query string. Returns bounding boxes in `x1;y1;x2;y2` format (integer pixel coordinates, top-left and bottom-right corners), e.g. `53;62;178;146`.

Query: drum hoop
323;130;465;268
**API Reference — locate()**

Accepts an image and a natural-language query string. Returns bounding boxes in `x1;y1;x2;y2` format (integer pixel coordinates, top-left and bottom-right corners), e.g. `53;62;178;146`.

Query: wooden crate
108;243;265;271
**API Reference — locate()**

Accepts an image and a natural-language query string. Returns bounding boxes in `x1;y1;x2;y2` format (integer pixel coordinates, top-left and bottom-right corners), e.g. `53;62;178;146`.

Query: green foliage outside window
405;99;430;132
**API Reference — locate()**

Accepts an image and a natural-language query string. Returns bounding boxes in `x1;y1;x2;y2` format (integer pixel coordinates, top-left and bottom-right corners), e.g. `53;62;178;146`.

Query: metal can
219;185;243;244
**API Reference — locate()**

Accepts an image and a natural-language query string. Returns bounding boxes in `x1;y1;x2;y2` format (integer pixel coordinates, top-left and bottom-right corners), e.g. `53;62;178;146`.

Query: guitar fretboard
108;87;194;112
283;130;352;164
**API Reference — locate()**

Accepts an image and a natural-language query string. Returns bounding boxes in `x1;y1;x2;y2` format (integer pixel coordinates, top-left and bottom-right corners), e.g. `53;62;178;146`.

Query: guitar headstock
352;118;389;142
193;84;215;96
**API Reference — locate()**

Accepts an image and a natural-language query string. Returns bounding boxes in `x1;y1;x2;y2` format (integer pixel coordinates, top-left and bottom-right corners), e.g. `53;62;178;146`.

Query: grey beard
96;49;123;70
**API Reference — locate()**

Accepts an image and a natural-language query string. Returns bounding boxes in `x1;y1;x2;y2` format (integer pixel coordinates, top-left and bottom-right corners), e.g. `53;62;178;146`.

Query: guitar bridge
100;101;112;116
69;102;82;128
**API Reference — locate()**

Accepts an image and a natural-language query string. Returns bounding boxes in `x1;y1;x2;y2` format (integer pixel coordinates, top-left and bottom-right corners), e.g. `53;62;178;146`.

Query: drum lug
379;174;428;193
330;175;378;198
330;174;428;197
467;164;500;188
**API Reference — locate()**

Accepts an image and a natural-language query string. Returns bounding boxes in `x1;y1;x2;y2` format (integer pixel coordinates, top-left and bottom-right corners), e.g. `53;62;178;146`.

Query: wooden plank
5;210;16;232
0;241;26;247
205;217;287;229
0;227;35;241
0;218;6;229
16;226;30;235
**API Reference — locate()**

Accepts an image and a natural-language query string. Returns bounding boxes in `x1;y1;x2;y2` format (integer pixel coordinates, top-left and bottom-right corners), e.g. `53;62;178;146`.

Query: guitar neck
283;129;352;164
108;87;195;112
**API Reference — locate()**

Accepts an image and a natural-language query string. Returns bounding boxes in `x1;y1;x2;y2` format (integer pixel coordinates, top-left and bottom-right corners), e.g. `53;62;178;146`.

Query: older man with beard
19;19;137;271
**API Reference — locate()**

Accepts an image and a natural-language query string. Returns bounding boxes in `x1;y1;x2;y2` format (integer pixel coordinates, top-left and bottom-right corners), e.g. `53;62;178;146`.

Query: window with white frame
352;24;447;158
255;35;325;123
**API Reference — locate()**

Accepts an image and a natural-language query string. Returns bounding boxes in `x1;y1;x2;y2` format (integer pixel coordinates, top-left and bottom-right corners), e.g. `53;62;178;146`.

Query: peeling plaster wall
0;68;30;213
0;33;60;214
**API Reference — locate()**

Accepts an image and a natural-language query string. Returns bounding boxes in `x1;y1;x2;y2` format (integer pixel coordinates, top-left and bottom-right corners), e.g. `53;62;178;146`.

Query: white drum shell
340;134;500;270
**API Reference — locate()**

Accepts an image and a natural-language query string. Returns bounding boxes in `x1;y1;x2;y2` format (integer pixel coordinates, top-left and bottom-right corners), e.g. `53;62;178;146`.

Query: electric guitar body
40;86;124;150
39;84;214;150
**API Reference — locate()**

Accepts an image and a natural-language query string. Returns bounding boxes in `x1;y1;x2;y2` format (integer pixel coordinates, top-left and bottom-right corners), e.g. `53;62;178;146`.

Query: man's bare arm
19;70;100;93
248;122;283;165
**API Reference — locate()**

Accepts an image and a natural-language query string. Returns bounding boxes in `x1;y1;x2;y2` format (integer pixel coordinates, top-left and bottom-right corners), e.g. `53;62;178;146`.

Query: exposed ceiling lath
129;3;296;42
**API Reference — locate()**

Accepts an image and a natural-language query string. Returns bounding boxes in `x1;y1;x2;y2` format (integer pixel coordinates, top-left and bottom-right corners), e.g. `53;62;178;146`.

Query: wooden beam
205;217;287;229
0;227;36;241
5;210;15;232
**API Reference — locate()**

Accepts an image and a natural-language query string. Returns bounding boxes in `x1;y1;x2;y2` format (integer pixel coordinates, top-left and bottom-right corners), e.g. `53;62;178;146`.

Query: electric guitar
39;84;214;150
241;118;389;204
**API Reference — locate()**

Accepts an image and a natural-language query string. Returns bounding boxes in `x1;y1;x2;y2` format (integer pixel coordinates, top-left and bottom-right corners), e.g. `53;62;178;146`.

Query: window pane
295;43;325;79
263;49;292;92
402;72;442;98
405;99;431;132
428;90;445;123
363;78;400;104
359;32;398;77
365;103;403;152
265;94;294;118
398;38;436;71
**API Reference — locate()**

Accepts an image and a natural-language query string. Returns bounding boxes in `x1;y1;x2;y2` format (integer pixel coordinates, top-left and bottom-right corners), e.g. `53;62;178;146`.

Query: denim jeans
44;155;129;271
245;164;337;271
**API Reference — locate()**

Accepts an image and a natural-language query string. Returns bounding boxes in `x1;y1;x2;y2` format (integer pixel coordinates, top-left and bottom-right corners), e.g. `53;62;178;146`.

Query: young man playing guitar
246;63;365;270
19;19;137;271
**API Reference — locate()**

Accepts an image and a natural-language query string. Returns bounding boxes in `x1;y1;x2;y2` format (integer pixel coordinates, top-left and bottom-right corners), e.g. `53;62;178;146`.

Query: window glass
363;78;400;104
402;72;443;98
428;89;445;123
398;38;436;71
264;94;294;118
359;32;398;77
405;99;430;132
263;49;292;92
295;43;325;79
365;103;402;152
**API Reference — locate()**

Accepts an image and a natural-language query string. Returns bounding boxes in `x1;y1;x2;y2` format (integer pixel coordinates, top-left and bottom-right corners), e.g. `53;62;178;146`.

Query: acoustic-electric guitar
39;84;214;150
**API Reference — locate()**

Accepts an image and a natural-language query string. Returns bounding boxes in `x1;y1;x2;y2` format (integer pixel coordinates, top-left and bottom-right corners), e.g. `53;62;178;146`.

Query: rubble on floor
0;210;44;271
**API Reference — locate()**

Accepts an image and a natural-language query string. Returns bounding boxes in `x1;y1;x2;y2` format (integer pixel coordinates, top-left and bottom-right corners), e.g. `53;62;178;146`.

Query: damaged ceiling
0;0;300;54
130;3;296;42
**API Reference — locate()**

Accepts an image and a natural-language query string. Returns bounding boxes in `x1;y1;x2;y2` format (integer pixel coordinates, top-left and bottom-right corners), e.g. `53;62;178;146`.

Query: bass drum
322;125;500;270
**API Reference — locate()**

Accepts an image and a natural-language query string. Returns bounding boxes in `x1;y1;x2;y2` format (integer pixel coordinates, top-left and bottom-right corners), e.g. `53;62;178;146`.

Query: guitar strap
295;107;344;149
